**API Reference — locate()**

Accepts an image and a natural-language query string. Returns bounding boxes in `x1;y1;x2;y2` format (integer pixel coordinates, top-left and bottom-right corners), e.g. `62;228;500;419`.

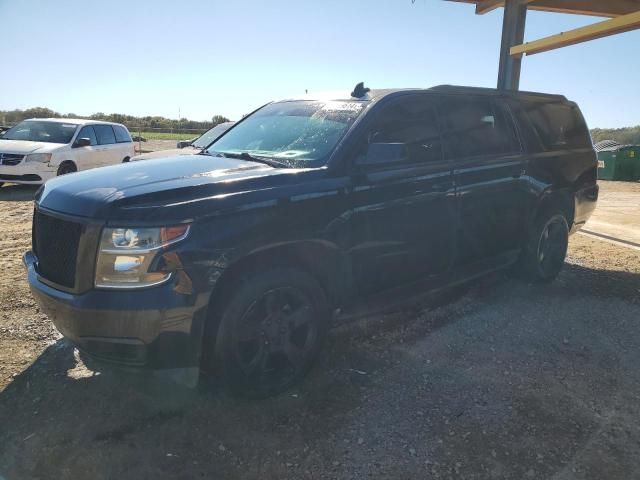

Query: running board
336;250;519;324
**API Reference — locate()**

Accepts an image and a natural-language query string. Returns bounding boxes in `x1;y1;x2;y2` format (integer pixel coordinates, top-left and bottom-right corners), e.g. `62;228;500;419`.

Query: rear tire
56;162;77;176
519;211;569;283
212;267;329;399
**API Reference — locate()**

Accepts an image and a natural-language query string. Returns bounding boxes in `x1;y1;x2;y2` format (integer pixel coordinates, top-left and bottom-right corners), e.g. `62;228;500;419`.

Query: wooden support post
497;0;528;90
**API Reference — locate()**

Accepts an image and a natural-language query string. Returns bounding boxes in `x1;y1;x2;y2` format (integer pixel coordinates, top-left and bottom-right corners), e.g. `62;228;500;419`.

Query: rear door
93;125;119;167
348;94;457;294
439;95;527;265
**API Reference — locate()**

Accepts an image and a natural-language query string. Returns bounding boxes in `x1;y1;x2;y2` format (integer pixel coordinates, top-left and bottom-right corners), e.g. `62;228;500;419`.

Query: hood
36;153;310;222
0;139;64;154
132;147;199;161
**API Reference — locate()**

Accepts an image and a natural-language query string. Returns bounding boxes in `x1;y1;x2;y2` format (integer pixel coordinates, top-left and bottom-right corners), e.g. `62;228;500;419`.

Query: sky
1;0;639;128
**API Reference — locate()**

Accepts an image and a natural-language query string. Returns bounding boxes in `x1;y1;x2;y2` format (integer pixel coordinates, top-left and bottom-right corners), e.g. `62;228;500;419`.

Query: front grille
33;210;83;288
0;153;24;166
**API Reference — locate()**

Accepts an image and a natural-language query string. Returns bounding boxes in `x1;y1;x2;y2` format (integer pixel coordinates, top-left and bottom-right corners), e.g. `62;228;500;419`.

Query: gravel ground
1;182;639;479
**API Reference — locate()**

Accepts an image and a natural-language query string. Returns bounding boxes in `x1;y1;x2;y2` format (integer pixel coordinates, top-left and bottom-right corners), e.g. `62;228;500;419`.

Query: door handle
431;183;448;192
512;168;526;179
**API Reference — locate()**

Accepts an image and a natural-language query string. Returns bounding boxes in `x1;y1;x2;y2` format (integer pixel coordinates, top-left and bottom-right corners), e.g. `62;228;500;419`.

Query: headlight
95;225;190;288
25;153;52;163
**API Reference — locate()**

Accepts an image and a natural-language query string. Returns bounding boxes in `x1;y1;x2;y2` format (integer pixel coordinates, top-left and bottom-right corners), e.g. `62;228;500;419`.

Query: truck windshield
206;100;366;166
1;120;79;144
192;122;234;149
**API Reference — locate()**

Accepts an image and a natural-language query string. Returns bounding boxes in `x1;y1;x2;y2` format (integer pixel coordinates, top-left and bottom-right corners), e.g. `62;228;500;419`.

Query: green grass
130;131;202;141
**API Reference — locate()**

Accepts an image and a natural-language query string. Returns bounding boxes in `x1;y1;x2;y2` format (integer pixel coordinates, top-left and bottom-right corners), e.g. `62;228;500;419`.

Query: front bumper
0;162;56;184
23;251;209;385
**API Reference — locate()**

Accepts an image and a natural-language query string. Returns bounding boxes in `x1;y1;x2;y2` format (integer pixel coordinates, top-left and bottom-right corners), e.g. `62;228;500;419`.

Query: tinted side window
507;98;542;153
113;125;132;143
94;125;116;145
440;97;519;158
525;101;590;151
367;96;443;164
76;126;97;146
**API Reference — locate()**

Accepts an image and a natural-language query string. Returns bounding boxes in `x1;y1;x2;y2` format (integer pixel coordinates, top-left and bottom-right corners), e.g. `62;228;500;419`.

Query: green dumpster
595;141;640;181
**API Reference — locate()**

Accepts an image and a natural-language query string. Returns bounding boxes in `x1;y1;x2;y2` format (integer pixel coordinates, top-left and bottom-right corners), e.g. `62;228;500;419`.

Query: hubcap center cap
263;315;288;340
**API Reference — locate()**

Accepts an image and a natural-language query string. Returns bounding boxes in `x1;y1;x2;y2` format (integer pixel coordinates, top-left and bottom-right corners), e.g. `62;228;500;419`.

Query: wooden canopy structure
445;0;640;90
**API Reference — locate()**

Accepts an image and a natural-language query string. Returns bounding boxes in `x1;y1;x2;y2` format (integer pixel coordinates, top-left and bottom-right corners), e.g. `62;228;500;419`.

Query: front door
348;94;457;294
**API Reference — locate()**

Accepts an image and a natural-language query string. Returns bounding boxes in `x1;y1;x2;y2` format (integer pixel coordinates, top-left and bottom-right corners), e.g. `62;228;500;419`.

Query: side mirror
74;137;91;148
356;142;408;167
176;140;193;149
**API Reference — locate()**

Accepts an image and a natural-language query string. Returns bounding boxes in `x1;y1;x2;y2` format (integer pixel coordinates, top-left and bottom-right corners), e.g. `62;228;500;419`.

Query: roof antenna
351;82;370;99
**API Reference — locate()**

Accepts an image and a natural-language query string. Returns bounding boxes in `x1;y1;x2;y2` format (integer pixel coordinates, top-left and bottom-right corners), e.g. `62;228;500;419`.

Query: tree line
591;126;640;146
0;107;231;132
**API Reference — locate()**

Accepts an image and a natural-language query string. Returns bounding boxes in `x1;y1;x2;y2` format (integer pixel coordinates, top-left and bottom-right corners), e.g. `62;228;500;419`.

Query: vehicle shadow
0;184;38;201
0;279;476;480
1;263;639;479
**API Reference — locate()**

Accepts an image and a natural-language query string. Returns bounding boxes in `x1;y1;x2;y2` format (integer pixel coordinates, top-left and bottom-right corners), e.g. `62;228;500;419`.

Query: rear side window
366;96;443;164
76;126;97;146
524;101;590;151
113;125;132;143
94;125;116;145
440;97;519;158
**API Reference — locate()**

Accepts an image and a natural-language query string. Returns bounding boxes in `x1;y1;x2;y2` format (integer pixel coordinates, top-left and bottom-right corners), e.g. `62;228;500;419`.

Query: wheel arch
56;160;78;174
531;188;575;229
200;240;350;369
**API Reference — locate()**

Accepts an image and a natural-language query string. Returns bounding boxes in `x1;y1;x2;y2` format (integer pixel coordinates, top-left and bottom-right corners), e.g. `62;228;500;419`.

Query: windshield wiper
216;151;290;169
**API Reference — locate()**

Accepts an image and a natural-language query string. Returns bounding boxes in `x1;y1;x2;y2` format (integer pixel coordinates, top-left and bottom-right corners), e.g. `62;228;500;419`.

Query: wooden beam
445;0;640;17
475;0;535;15
475;0;505;14
510;9;640;56
528;0;640;18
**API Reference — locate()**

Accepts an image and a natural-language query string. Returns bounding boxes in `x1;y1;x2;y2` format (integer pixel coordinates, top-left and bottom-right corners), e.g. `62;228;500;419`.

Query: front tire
213;268;329;398
519;211;569;283
56;162;77;176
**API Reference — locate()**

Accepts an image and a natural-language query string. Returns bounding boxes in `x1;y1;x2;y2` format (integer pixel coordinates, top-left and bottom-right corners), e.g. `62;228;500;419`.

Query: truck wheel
519;211;569;283
214;268;329;398
56;162;77;176
0;182;4;188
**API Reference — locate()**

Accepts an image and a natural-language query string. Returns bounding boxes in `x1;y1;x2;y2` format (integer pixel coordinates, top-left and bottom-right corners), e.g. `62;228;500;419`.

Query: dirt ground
583;181;640;246
134;139;177;154
1;181;639;479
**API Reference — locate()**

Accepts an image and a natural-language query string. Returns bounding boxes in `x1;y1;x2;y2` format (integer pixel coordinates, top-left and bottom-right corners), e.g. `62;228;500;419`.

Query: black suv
24;84;598;397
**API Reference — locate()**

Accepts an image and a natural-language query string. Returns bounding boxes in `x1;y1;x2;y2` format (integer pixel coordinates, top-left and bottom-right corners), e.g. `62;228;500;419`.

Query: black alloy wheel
536;215;569;279
519;211;569;283
215;268;328;398
233;287;317;390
